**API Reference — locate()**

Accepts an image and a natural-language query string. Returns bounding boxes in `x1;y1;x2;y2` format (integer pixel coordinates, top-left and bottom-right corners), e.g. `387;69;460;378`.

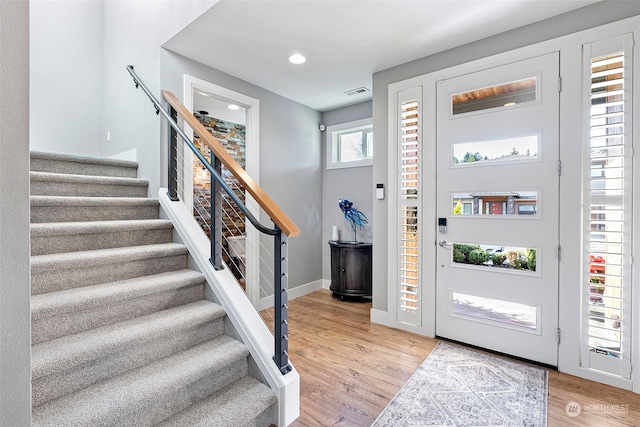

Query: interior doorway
183;75;261;308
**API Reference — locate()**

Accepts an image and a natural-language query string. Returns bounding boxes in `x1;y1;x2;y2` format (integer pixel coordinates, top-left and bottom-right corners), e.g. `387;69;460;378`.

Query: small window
326;118;373;169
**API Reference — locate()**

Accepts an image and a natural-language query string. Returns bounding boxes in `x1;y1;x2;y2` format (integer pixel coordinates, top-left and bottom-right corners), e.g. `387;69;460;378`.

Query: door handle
438;239;452;248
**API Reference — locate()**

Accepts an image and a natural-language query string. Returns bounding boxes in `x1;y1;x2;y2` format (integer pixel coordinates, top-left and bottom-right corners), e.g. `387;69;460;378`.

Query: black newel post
273;227;292;374
167;106;179;201
210;153;224;270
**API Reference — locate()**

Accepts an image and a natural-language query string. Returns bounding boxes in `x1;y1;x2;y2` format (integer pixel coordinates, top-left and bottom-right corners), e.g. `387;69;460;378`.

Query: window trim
326;118;373;170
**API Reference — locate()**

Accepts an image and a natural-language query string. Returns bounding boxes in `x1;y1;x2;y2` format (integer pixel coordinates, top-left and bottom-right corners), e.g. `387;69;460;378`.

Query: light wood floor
261;289;639;426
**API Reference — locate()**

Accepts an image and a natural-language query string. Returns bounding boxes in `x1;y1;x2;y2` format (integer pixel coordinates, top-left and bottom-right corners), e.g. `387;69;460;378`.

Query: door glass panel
452;191;537;216
452;77;537;115
452;135;538;166
451;243;537;272
452;292;538;330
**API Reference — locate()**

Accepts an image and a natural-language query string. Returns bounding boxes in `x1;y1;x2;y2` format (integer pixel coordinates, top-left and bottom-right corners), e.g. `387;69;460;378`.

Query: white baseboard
289;279;325;300
370;308;392;326
256;279;325;311
321;279;331;289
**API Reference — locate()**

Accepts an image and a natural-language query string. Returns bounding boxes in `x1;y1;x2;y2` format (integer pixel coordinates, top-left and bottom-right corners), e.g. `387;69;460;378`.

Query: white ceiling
164;0;599;112
194;92;247;125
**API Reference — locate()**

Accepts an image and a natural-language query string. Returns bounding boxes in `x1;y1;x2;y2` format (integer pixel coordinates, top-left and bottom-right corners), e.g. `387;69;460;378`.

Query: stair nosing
32;300;226;379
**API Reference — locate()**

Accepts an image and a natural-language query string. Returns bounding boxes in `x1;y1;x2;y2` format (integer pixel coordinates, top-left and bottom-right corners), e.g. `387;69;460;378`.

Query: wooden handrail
162;90;300;238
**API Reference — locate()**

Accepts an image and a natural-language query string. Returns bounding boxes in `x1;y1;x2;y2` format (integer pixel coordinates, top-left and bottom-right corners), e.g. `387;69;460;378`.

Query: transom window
326;118;373;169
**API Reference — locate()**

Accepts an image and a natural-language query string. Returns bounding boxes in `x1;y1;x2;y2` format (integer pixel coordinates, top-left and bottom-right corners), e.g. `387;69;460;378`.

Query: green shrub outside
468;248;489;265
452;244;536;272
527;249;537;272
452;243;480;264
492;252;507;266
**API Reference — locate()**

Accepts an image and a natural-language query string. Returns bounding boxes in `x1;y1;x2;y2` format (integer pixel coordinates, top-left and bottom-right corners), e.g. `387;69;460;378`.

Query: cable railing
126;65;299;375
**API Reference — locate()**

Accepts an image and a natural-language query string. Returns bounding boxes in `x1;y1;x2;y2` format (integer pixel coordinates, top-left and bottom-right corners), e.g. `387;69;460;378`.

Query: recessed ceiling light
228;104;240;111
504;102;517;107
289;54;306;65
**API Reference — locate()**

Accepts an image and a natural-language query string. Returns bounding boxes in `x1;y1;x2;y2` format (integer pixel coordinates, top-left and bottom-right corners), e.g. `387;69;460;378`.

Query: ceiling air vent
345;87;370;96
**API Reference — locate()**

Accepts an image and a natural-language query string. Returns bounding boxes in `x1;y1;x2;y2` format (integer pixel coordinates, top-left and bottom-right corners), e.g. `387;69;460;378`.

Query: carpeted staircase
30;151;276;426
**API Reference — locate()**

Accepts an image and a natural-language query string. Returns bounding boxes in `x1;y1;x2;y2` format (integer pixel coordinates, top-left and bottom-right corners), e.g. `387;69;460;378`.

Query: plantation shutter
397;87;422;326
582;34;633;378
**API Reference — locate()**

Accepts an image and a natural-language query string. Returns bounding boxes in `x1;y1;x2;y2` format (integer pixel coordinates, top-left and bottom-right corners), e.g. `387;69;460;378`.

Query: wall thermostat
376;183;384;200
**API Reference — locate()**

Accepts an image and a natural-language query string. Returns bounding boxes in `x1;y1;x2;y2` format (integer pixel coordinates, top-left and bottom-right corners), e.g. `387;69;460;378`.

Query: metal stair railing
126;65;298;375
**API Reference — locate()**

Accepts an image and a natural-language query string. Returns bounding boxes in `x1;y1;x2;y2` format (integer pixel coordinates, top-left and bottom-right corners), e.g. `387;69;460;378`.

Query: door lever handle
438;239;452;248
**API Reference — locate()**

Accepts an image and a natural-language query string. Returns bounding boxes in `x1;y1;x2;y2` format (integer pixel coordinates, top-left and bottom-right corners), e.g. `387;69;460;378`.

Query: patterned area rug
372;342;548;426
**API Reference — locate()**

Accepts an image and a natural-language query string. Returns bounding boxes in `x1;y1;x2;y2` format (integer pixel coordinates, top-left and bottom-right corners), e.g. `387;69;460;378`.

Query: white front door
435;53;560;366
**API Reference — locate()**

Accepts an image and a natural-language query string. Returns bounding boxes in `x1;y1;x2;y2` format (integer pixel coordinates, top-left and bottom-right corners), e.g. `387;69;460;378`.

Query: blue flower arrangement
339;198;368;242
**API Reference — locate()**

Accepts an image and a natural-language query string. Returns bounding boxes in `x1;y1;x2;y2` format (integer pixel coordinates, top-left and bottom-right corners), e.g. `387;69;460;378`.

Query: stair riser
156;376;277;427
253;405;277;427
33;318;225;408
32;284;205;344
30;158;138;178
117;358;249;427
31;228;173;256
32;254;188;295
31;180;147;198
31;204;159;223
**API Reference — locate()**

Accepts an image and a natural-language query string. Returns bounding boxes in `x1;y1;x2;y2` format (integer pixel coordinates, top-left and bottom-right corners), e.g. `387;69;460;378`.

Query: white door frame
183;75;261;308
384;16;640;393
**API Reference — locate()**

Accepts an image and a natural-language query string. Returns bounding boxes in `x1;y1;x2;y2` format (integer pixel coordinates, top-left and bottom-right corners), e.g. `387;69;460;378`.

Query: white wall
371;1;640;314
321;101;373;281
0;0;32;424
101;0;218;196
160;50;323;294
30;0;104;155
29;0;217;186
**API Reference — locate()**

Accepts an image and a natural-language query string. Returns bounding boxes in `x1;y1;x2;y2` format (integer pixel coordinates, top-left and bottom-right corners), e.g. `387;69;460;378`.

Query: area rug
372;342;548;427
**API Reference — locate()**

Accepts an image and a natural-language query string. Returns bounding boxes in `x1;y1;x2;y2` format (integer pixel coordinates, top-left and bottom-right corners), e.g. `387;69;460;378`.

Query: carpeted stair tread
31;270;206;344
32;269;205;320
32;300;225;380
31;219;173;236
31;219;174;255
31;243;190;295
30;171;148;187
32;336;250;427
31;242;187;273
31;196;159;223
157;375;276;427
30;171;148;197
30;151;138;178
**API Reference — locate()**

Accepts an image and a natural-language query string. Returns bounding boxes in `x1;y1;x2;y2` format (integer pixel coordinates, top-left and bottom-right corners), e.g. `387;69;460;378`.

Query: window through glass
452;77;537;115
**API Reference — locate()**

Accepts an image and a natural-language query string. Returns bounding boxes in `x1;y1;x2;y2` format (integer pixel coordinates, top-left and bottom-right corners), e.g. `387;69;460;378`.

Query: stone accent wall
192;114;246;282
